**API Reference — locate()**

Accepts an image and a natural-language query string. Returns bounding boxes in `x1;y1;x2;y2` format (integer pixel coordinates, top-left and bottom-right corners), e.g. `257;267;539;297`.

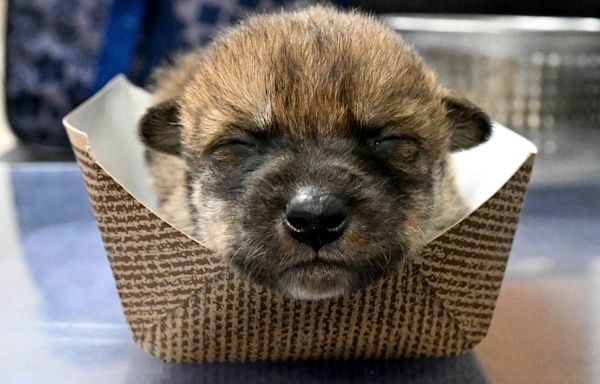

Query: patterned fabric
6;0;112;146
128;0;291;87
175;0;288;46
6;0;299;146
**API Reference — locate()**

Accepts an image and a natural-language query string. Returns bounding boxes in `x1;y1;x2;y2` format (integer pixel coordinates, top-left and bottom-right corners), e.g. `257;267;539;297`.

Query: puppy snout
284;191;348;250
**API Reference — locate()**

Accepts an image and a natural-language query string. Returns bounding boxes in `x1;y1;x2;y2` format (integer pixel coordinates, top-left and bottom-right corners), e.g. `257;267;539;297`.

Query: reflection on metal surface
591;260;600;384
510;183;600;276
120;354;488;384
475;276;590;383
0;164;134;383
0;164;28;311
505;256;554;278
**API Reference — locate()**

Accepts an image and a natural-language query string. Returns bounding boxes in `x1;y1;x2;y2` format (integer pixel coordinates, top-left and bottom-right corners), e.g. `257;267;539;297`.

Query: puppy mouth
277;258;356;300
280;258;350;275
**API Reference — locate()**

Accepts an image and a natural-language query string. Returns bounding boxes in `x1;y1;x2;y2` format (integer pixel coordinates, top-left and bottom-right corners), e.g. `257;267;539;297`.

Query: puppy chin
277;261;355;300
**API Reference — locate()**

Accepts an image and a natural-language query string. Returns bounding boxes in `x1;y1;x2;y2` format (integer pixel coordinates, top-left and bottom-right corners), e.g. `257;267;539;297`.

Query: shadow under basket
63;75;536;363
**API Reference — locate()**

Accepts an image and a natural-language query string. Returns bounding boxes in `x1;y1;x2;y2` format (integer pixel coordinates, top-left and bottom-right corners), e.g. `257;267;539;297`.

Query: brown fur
140;6;491;300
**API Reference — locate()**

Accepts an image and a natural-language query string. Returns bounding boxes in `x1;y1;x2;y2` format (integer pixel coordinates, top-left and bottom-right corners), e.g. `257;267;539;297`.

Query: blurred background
0;1;599;384
1;0;600;181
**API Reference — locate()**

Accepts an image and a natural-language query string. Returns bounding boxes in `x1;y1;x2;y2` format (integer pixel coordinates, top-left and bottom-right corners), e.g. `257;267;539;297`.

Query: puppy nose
284;192;348;250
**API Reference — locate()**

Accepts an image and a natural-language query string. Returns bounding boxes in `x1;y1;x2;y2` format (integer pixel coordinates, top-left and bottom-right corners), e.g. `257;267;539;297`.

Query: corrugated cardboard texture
72;145;533;363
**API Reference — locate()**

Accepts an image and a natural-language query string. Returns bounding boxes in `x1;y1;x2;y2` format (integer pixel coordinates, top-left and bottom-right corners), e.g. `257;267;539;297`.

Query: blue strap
92;0;350;93
131;0;181;84
91;0;148;93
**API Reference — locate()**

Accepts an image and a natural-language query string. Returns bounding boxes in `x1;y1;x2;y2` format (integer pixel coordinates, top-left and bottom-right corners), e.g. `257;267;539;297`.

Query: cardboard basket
63;76;536;363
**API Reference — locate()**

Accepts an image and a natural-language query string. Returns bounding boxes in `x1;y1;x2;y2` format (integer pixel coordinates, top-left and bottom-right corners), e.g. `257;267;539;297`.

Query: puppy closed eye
213;138;257;156
372;135;420;160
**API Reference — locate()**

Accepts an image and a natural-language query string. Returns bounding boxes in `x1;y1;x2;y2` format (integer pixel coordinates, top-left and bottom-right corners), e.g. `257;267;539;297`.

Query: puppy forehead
180;7;445;147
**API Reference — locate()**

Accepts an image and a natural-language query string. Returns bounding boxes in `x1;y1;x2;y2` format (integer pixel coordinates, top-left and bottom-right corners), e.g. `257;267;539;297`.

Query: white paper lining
64;75;537;220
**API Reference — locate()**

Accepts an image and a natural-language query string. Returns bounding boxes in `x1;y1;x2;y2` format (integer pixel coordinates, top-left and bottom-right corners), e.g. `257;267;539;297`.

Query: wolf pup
139;6;491;300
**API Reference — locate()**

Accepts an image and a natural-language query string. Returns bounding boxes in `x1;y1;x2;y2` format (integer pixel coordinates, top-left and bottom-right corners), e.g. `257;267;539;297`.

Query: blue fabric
94;0;351;89
91;0;148;94
130;0;182;85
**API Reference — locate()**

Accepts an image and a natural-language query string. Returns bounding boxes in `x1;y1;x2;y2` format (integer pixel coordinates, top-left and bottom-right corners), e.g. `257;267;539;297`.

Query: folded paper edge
62;76;214;251
63;75;132;151
416;154;535;347
70;145;225;343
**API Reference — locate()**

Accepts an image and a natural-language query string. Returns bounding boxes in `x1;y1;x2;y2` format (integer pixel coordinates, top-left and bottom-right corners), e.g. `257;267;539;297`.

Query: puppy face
140;7;491;299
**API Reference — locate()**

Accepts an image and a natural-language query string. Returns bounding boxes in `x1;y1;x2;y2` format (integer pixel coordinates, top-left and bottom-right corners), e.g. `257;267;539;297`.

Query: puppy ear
138;100;182;156
442;94;492;152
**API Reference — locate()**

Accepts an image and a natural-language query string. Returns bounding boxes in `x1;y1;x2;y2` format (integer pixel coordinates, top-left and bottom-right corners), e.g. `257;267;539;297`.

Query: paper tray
63;75;536;362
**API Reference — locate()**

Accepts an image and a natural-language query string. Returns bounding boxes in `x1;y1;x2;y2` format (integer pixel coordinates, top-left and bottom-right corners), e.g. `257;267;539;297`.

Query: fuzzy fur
139;6;491;300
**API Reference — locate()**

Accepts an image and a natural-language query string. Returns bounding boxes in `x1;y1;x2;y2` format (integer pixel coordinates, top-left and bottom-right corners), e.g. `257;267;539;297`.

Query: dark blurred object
351;0;600;18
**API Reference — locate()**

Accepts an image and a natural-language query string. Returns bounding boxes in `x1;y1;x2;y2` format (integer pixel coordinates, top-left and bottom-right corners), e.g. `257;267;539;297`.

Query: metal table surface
0;163;487;384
